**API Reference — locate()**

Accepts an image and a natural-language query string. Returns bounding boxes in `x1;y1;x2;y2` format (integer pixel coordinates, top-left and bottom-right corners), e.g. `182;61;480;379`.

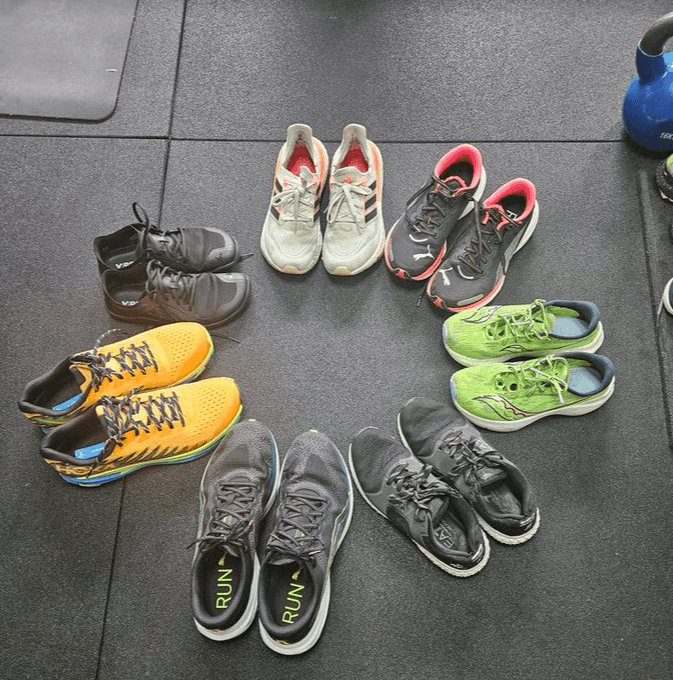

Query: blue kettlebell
623;11;673;153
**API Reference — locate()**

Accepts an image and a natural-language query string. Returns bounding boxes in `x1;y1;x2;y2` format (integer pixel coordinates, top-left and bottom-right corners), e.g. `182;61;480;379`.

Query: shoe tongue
474;465;507;488
144;229;180;254
69;363;92;392
333;166;366;185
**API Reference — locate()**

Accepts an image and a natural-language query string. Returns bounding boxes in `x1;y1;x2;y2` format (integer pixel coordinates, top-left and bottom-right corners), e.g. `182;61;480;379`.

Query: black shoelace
437;434;502;499
145;260;198;307
190;479;257;553
385;462;458;521
405;174;466;237
457;202;519;275
266;490;326;563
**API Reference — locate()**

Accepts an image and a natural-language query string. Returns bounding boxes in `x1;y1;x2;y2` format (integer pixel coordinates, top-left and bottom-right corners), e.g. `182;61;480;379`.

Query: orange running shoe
39;377;242;486
18;323;214;427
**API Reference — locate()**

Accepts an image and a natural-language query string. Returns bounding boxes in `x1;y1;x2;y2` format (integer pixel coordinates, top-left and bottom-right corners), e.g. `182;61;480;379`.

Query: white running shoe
260;124;329;274
323;124;385;276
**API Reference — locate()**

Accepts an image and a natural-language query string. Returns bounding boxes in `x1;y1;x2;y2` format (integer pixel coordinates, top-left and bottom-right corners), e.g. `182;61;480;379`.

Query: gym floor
2;2;673;679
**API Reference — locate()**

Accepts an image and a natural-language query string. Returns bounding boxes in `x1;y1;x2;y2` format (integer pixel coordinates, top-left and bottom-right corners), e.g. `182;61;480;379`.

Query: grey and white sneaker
322;124;385;275
260;124;329;274
191;419;280;640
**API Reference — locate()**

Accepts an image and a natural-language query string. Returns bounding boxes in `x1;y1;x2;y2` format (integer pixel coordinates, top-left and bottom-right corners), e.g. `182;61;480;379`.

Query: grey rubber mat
0;0;138;121
172;0;673;141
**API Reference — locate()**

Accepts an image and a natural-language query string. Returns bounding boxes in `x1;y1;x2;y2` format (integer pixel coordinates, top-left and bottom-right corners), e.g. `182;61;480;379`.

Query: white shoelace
326;180;371;231
271;167;318;227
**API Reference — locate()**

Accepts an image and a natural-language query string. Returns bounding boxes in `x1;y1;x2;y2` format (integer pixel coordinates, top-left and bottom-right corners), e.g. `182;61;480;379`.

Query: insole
203;551;242;616
480;481;522;516
342;145;368;172
74;442;106;461
568;366;602;394
286;146;316;175
551;316;590;339
433;516;469;553
113;285;144;306
268;563;314;626
500;195;526;219
442;160;473;184
105;245;140;270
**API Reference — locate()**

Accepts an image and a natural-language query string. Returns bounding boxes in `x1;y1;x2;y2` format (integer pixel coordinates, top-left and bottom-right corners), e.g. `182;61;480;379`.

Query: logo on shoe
282;568;305;624
215;553;233;609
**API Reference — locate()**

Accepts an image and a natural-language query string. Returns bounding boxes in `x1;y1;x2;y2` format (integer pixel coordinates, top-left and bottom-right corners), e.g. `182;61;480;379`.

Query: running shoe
450;352;615;432
101;260;250;328
191;420;280;641
260;124;329;274
384;144;486;281
655;153;673;202
397;397;539;544
322;124;385;275
39;377;242;486
443;299;604;366
17;323;213;428
94;203;243;274
349;427;489;576
426;178;539;312
258;430;353;655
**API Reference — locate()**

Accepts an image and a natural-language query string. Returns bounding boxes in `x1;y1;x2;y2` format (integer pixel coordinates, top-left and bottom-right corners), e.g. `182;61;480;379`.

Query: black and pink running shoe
426;178;539;313
384;144;486;281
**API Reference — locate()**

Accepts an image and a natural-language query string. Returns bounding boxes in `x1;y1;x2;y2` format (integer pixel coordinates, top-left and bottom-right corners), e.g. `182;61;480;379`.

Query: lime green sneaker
442;299;604;366
449;352;615;432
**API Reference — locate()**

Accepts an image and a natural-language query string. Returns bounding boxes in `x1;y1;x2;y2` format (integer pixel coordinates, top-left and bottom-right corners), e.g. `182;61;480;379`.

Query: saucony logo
282;568;305;624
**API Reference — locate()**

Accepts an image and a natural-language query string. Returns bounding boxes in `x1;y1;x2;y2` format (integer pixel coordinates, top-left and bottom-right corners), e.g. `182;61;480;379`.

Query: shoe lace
146;260;197;306
486;299;551;343
70;333;159;393
191;479;257;553
498;356;570;405
437;434;501;497
457;202;519;275
272;170;318;226
266;490;326;563
385;462;458;522
131;202;189;262
405;174;468;237
326;179;371;231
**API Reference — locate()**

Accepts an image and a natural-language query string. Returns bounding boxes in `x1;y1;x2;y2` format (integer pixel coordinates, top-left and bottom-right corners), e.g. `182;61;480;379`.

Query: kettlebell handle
640;11;673;55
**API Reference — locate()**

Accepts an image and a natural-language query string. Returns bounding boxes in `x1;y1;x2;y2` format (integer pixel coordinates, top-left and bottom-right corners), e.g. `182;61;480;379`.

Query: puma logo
413;246;434;261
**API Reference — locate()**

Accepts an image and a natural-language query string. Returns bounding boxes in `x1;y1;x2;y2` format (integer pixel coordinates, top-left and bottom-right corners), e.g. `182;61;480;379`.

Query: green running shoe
449;352;615;432
442;299;604;366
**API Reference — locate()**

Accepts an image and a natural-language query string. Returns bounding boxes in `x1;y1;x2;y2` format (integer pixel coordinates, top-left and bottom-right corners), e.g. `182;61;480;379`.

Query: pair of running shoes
384;144;539;312
17;323;242;486
443;299;616;432
261;123;385;276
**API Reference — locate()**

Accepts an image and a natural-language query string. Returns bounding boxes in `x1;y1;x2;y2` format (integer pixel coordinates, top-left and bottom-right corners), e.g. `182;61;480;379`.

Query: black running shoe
191;419;280;641
349;427;489;576
101;260;250;328
397;397;539;544
384;144;486;281
655;154;673;203
257;430;353;655
94;203;243;274
426;178;539;313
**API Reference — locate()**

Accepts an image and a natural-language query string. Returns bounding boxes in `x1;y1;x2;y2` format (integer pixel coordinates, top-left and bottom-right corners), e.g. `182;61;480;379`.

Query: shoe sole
59;403;243;486
663;278;673;316
193;423;281;641
477;508;541;545
443;321;605;367
259;450;354;655
384;169;487;281
323;140;386;276
428;199;539;313
260;137;329;275
449;376;615;432
348;441;489;578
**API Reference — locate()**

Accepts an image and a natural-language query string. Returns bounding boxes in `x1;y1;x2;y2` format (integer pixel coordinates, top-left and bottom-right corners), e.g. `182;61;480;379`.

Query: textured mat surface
0;0;138;121
172;0;673;141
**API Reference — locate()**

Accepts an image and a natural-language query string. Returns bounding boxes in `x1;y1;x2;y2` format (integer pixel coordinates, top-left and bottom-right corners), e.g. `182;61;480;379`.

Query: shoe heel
514;200;539;253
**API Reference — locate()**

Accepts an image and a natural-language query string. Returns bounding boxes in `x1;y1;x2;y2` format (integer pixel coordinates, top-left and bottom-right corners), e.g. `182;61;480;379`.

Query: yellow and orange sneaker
17;323;214;427
39;377;242;486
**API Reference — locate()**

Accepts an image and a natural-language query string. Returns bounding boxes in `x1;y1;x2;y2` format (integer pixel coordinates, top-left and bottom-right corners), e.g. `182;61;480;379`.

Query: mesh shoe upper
191;420;280;639
101;260;250;328
257;430;352;653
17;323;213;426
39;377;242;485
384;144;485;281
397;397;539;543
349;427;489;576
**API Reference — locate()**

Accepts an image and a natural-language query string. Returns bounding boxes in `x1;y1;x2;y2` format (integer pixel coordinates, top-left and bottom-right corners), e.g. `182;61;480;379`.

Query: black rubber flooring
2;3;673;680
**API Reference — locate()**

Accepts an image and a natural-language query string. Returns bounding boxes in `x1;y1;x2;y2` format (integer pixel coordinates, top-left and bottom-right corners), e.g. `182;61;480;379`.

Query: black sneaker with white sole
191;419;280;640
426;178;539;313
349;427;489;576
101;259;250;328
397;397;539;544
257;430;353;655
384;144;486;281
94;203;243;274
